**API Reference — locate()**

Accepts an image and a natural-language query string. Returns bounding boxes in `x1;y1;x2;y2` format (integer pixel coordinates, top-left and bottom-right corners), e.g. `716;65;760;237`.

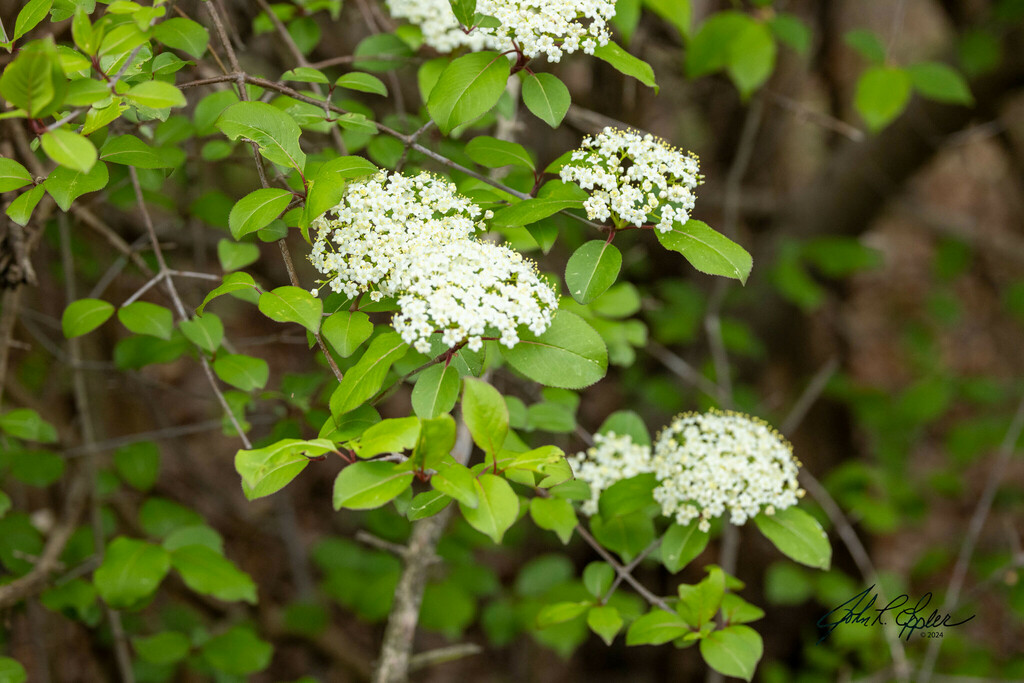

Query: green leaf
593;41;658;91
333;461;414;510
537;601;589;628
171;544;257;603
587;605;623;645
431;460;478;508
352;33;413;72
351;416;421;458
0;657;27;683
235;438;334;500
459;473;518;543
118;301;173;340
114;441;160;491
448;0;477;26
661;521;709;573
41;129;97;173
93;537;171;608
528;497;577;544
258;286;323;333
643;0;690;38
133;632;191;665
152;17;210;57
0;158;33;192
720;593;765;625
854;66;912;132
229;188;293;240
321;310;373;358
426;51;512;134
216;101;307;172
125;80;186;109
411;363;460;419
408;490;451;520
0;491;10;518
201;626;273;676
213;353;269;392
62;298;114;338
489;195;584;228
43;161;108;211
676;566;725;628
727;20;776;98
411;416;457;470
566;240;622;304
583;562;614;597
179;313;224;353
329;332;408;416
465;135;534;170
625;609;691;645
6;185;45;227
100;134;183;169
462;377;509;456
591;510;654;562
10;449;64;486
13;0;52;42
598;472;657;518
907;61;973;105
335;72;388;96
769;13;811;55
699;625;763;682
655;219;753;283
196;272;258;315
521;72;571;128
500;309;608;389
844;29;886;64
0;38;67;118
597;410;650;445
753;506;831;569
217;239;259;272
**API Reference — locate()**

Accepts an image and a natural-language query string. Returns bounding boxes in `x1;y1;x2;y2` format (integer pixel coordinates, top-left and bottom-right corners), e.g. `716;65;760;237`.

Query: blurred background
1;0;1023;681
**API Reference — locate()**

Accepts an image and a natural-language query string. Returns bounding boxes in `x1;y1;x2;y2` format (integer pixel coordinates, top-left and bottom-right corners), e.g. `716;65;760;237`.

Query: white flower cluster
309;171;557;353
566;431;654;516
385;0;616;61
568;411;804;532
559;127;701;232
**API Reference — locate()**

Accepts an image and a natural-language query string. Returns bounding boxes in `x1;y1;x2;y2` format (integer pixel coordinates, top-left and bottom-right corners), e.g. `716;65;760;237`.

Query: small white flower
560;127;702;231
385;0;616;61
308;171;557;352
567;411;804;529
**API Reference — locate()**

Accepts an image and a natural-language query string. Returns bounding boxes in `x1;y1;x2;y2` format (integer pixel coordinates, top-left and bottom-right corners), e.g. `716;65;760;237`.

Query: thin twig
780;357;839;435
576;524;673;613
601;539;660;604
407;643;482;672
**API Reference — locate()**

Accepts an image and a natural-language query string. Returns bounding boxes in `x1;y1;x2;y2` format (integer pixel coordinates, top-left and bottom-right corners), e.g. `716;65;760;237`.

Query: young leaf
660;521;709;573
133;632;191;666
351;417;421;458
489;195;585;228
593;41;658;91
0;38;67;118
258;286;323;333
333;461;415;510
170;544;257;603
655;220;753;284
228;188;293;240
124;81;187;109
13;0;52;42
93;537;171;608
844;29;886;64
62;298;115;338
411;363;460;419
0;408;58;443
769;13;811;55
727;21;776;98
753;506;831;569
907;61;973;105
854;66;912;132
529;497;577;544
100;135;183;169
521;72;571;128
43;161;109;211
500;310;608;389
118;302;174;340
41;129;97;173
0;158;33;193
676;566;725;628
583;562;614;597
448;0;478;26
217;240;260;272
321;311;374;358
462;377;509;456
235;438;334;500
537;601;589;628
114;441;160;492
152;17;210;57
565;240;622;304
335;72;388;96
465;135;535;170
426;51;512;134
587;605;624;645
6;185;46;227
196;272;258;315
699;625;763;682
329;332;408;416
213;354;270;392
431;460;478;508
458;473;519;543
625;609;691;645
200;627;273;676
216;102;307;172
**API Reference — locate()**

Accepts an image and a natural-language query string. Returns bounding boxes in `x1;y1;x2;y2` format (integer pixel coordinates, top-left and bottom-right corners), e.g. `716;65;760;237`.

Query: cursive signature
816;585;975;643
